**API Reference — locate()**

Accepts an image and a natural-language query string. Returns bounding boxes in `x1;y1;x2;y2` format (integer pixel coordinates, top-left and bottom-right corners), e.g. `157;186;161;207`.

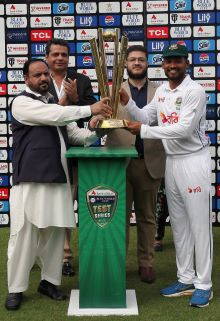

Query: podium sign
66;147;138;309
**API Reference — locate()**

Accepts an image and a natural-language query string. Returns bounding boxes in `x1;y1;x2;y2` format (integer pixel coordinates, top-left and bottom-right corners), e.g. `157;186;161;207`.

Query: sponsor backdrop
0;0;219;227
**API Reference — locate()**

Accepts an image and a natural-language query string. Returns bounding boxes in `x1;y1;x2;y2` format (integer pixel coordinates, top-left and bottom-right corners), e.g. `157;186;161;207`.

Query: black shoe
38;280;67;300
5;292;23;310
138;267;156;283
154;241;163;252
62;261;75;277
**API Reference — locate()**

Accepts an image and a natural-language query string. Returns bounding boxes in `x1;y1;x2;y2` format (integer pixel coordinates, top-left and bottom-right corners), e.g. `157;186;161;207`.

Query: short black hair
23;58;48;76
126;45;148;59
45;38;70;56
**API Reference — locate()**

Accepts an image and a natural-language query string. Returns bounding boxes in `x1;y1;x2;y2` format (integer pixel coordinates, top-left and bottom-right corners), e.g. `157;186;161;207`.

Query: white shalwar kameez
125;75;213;290
8;87;98;293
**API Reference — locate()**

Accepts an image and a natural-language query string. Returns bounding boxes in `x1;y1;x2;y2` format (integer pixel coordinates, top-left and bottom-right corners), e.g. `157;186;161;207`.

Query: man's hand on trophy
119;88;130;106
63;78;79;104
90;98;112;117
127;121;142;135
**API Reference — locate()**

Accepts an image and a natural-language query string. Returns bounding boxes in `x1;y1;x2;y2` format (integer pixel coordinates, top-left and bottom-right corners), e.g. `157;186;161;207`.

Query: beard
127;67;147;80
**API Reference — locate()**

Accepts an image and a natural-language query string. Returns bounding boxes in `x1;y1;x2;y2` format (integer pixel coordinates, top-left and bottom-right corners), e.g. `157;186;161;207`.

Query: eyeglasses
127;58;147;63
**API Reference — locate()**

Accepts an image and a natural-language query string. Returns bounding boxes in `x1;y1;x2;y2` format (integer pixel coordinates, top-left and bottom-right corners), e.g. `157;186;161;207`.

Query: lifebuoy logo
0;188;9;199
31;29;52;41
146;27;169;38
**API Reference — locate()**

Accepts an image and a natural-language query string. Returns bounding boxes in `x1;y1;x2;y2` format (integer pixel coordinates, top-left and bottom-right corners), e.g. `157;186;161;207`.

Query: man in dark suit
106;45;166;283
45;38;97;277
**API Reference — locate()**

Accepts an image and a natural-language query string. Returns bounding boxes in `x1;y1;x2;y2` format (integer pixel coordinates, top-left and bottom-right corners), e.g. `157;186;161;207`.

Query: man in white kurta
5;58;111;310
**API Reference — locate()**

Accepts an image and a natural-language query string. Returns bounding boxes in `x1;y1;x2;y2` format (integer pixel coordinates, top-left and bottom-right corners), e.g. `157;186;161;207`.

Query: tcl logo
0;188;9;199
147;27;169;38
31;29;52;41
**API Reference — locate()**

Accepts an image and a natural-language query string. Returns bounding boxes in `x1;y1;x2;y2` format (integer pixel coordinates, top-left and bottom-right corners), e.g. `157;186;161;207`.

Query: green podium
66;146;138;312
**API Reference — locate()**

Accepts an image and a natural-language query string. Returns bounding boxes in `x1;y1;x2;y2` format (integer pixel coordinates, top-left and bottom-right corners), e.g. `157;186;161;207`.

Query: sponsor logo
53;16;75;27
7;57;28;68
147;13;168;25
0;188;9;199
31;16;52;28
193;53;215;64
148;54;163;65
0;84;7;96
208;133;216;145
0;175;9;186
0;18;5;68
0;214;9;225
100;15;120;27
31;43;46;55
169;0;192;11
0;163;8;173
77;55;94;67
206;93;216;105
147;27;169;38
6;4;27;15
188;186;201;193
0;201;9;211
194;39;215;51
0;71;6;82
122;14;143;26
0;4;4;15
8;83;26;95
122;1;143;12
7;70;24;82
76;2;97;14
170;13;192;24
0;98;6;108
160;112;179;124
68;56;75;68
77;69;97;80
147;67;166;78
53;2;74;14
170;40;192;50
0;111;6;121
194;67;215;78
76;29;97;40
196;79;215;91
77;42;91;54
193;0;215;10
147;41;169;52
6;17;27;29
206;106;216;119
0;150;7;160
205;119;215;131
193;26;215;37
54;29;75;40
30;4;51;15
122;28;144;40
217;26;220;37
76;16;97;27
103;42;115;54
98;2;120;13
146;1;168;12
170;26;192;38
7;44;28;55
193;12;215;24
0;124;7;134
6;29;28;42
91;82;98;93
31;30;52;41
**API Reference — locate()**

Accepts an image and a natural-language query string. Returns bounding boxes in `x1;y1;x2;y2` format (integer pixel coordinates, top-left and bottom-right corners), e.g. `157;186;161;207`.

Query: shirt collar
25;86;51;101
164;74;191;92
128;78;148;90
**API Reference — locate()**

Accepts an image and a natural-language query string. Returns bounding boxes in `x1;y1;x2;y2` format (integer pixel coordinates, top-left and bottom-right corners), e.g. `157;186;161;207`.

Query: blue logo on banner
76;16;97;27
0;71;6;82
77;55;94;68
6;29;28;43
31;43;46;55
77;42;91;54
122;28;144;41
206;93;216;105
170;0;191;11
217;26;220;37
193;53;215;64
217;67;220;78
99;15;120;27
193;39;215;51
53;2;74;14
0;201;9;212
0;175;9;187
148;54;163;66
7;111;12;123
208;133;216;145
193;12;215;24
68;43;75;54
217;174;220;184
206;106;216;119
8;149;13;161
217;12;220;23
170;40;192;51
147;41;169;53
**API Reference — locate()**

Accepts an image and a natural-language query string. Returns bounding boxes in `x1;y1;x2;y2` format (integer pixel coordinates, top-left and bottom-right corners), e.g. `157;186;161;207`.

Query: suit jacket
49;69;96;128
105;79;166;179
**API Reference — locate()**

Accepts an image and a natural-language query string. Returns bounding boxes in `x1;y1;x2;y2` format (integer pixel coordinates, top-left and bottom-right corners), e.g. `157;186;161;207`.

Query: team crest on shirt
175;97;182;110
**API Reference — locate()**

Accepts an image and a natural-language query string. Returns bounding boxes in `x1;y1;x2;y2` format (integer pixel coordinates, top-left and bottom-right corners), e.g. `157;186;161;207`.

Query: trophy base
96;119;128;129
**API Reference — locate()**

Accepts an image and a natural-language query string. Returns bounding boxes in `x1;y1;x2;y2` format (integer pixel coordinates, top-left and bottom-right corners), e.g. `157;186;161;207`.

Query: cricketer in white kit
120;43;213;308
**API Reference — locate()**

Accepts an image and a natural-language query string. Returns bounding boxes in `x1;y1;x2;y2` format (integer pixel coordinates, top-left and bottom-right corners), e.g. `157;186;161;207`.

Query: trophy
89;28;128;128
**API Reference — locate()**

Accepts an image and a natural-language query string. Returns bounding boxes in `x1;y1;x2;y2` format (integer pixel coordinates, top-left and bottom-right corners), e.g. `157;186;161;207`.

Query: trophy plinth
96;119;128;129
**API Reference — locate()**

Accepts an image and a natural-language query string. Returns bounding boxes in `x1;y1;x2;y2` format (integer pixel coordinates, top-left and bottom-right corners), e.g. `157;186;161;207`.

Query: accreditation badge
86;186;117;228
